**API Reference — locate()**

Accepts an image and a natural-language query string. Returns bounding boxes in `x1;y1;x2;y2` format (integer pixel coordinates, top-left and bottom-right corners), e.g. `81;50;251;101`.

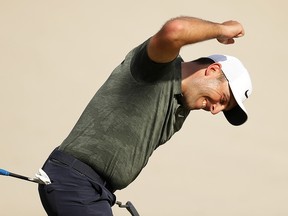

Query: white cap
208;54;252;126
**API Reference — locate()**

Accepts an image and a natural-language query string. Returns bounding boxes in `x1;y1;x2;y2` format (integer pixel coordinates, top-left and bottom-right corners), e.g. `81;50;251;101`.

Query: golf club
116;201;140;216
0;168;51;185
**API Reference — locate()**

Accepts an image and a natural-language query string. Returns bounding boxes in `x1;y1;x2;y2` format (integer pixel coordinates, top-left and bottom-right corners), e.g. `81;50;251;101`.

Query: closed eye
220;97;226;105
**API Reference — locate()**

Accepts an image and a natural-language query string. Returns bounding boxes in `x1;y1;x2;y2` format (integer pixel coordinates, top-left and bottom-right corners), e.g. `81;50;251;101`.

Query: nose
210;103;224;115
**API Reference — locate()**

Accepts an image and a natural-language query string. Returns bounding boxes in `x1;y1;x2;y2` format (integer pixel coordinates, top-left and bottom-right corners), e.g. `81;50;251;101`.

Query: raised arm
147;16;245;63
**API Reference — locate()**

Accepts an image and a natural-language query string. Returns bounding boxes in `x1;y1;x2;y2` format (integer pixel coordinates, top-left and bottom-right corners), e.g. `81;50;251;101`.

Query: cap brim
223;105;247;126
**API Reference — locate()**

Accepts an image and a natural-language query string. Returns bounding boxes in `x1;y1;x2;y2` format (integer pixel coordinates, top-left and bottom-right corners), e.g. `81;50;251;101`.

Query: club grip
0;169;10;176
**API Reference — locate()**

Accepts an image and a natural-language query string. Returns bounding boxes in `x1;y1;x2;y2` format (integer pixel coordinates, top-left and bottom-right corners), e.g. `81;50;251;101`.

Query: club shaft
9;172;37;183
9;172;35;182
0;169;41;184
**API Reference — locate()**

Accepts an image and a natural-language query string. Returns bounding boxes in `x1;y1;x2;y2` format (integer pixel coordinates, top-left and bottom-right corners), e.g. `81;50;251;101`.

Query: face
183;64;237;114
197;79;236;114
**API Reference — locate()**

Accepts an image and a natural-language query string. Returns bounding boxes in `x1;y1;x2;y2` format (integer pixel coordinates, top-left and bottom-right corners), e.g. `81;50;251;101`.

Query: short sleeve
131;39;174;83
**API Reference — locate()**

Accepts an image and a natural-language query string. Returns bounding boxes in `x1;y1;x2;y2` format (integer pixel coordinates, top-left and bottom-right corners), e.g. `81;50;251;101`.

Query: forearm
148;16;244;63
165;16;224;46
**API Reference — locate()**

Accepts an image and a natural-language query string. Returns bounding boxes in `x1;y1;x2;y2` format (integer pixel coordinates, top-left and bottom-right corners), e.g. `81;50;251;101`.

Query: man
38;16;252;215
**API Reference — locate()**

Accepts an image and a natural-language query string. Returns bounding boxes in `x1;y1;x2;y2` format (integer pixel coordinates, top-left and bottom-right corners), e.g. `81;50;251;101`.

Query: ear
205;63;222;76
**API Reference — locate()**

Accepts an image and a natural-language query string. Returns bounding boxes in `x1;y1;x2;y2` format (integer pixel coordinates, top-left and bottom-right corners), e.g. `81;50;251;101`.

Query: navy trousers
38;148;116;216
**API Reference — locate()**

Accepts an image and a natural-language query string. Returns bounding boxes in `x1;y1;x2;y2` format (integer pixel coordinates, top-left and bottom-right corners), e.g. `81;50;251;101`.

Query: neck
181;61;205;93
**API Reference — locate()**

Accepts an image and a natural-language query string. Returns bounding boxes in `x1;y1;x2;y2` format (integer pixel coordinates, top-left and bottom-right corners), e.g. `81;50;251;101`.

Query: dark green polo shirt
59;39;190;190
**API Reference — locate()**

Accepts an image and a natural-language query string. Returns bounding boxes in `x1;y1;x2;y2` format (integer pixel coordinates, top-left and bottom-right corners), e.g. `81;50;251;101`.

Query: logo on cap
245;90;249;98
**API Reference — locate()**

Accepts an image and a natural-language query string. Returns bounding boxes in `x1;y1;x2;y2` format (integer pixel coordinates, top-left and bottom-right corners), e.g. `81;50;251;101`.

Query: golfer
38;16;252;215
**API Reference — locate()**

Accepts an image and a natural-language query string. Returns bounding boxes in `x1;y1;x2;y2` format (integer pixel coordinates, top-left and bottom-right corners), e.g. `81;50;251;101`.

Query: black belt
48;148;108;188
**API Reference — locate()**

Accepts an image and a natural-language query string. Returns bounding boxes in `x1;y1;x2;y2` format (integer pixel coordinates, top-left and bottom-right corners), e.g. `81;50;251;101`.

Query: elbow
159;19;185;46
